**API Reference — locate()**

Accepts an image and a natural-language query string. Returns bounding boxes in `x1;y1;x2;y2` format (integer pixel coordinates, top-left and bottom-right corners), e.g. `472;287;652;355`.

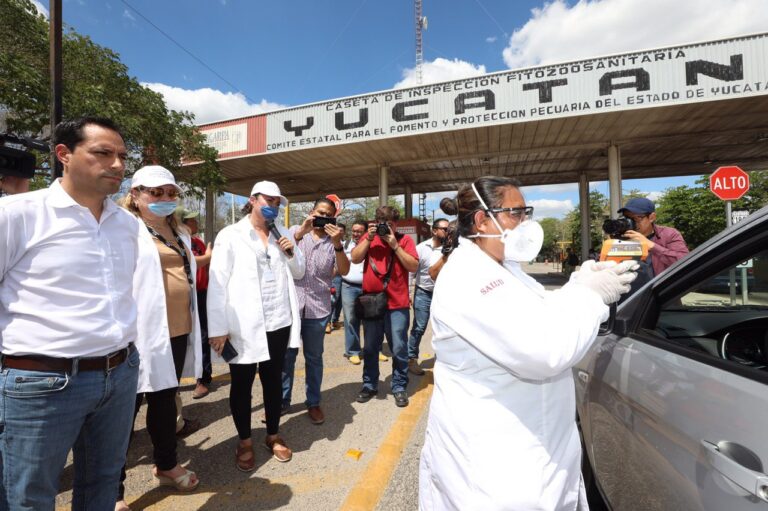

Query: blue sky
35;0;768;218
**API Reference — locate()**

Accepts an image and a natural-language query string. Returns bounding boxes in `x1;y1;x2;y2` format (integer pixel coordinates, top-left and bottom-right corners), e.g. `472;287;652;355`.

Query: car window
651;249;768;371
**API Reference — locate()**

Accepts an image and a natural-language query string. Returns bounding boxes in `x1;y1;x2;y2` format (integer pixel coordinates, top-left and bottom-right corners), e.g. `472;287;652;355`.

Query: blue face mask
147;201;178;217
261;205;279;220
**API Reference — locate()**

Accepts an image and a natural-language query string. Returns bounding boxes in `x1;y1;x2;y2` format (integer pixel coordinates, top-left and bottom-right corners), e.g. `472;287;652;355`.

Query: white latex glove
569;259;638;304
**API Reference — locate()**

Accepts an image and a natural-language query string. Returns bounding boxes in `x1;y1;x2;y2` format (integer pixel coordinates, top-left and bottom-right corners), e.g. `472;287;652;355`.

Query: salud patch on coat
480;279;504;295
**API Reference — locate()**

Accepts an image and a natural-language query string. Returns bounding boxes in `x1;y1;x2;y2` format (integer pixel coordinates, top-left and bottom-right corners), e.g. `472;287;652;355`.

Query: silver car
575;205;768;511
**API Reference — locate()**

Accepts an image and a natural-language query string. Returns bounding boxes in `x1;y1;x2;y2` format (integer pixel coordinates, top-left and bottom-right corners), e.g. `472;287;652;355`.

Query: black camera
376;222;390;236
602;216;636;239
312;216;337;228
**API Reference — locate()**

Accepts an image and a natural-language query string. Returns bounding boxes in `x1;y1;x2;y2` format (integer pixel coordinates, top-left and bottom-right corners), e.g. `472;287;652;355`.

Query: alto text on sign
709;166;750;201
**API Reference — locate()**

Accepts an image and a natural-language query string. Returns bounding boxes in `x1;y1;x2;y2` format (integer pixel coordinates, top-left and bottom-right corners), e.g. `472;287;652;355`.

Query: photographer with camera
406;218;449;376
616;197;688;277
351;206;418;407
282;198;350;425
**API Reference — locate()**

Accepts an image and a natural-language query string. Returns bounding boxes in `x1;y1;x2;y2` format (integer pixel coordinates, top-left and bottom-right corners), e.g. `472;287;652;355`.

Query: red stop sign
710;166;750;201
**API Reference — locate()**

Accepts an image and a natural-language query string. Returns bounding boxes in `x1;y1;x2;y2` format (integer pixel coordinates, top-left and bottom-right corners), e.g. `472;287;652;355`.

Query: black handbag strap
369;247;396;290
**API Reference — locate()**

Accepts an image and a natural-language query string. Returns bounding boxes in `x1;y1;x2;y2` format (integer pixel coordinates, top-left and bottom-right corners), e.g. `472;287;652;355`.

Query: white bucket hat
131;165;183;192
250;180;287;206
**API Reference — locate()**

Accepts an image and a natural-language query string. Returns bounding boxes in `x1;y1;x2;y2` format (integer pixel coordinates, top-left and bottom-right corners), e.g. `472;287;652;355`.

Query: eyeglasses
138;186;181;199
433;226;449;231
488;206;534;221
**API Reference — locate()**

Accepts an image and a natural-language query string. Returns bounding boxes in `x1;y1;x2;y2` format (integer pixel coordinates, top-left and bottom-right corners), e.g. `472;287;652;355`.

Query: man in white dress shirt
0;117;141;511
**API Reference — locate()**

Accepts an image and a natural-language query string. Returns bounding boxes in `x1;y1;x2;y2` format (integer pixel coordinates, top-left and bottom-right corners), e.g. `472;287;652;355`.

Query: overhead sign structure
198;33;768;159
710;166;750;200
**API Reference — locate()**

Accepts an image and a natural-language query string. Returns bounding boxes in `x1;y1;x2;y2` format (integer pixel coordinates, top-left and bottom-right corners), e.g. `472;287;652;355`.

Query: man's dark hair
375;205;400;222
352;218;367;229
432;218;448;230
337;222;346;230
313;198;337;216
52;116;124;151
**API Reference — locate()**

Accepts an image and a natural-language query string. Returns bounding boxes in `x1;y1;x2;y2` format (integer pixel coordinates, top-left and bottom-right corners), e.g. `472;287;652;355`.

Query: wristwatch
334;245;344;252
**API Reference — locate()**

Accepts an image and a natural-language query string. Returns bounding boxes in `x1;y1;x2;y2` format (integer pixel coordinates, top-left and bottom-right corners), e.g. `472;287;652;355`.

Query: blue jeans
282;315;329;408
0;347;140;511
341;282;363;357
407;287;433;359
362;308;410;393
330;275;343;323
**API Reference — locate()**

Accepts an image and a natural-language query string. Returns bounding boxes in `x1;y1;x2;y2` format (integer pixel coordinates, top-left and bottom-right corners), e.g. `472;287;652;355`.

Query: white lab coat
133;226;202;394
419;240;608;511
206;217;305;364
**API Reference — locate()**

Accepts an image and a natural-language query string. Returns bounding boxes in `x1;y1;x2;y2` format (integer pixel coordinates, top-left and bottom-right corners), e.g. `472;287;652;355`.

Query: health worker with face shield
419;176;637;511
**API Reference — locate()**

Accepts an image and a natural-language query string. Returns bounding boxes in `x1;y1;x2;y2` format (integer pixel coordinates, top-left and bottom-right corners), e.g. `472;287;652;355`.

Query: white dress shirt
0;180;140;357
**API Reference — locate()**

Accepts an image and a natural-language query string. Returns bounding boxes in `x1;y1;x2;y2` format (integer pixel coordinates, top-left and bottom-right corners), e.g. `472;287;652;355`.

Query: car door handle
577;370;590;384
701;440;768;502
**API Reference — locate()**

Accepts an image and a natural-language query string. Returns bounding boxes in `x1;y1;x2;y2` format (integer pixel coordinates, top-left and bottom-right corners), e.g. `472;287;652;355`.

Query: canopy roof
189;33;768;202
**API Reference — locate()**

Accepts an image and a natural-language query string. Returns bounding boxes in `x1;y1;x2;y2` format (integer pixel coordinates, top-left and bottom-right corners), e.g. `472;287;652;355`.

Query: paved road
55;263;567;510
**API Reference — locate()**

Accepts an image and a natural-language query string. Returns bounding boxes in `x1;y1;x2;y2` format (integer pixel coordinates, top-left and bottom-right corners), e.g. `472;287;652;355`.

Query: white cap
250;180;287;206
131;165;183;192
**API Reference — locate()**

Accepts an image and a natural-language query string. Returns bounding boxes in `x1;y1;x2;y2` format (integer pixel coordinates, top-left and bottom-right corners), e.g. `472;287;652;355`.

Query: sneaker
325;323;333;334
378;352;389;362
393;391;409;408
408;358;425;376
348;354;361;365
357;387;378;403
307;406;325;425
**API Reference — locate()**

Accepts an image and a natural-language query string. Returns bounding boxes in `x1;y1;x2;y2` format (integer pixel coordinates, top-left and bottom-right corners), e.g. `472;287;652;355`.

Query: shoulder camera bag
354;250;395;320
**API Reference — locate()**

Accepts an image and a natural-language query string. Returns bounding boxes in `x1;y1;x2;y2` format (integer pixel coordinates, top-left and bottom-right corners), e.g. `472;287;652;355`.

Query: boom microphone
266;219;293;257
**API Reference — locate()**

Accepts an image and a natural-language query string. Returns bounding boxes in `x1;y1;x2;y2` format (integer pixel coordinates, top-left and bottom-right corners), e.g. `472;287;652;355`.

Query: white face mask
468;183;544;262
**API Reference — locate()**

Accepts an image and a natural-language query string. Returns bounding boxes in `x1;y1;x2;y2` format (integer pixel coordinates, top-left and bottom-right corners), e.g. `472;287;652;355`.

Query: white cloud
30;0;48;17
530;198;574;219
394;58;487;89
122;9;135;21
522;183;578;195
503;0;768;69
142;82;286;124
645;190;665;202
486;36;497;43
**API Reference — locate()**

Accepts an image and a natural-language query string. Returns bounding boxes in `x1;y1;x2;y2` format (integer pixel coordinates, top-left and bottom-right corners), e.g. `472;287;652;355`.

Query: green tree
565;190;609;253
655;171;768;249
538;217;561;260
0;0;222;194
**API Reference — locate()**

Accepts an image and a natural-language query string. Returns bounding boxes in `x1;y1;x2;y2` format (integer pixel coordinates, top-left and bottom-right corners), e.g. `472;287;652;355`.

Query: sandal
264;435;292;463
176;418;201;439
153;466;199;492
236;442;256;472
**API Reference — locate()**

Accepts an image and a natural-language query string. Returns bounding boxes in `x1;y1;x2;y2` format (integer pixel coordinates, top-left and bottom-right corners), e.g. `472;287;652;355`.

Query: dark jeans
196;289;212;385
331;275;343;323
230;326;291;438
118;334;188;500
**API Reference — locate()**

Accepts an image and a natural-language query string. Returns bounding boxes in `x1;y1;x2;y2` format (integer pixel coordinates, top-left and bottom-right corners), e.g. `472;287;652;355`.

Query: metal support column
49;0;63;179
404;184;413;219
578;173;591;262
379;165;389;207
205;187;216;243
608;144;622;219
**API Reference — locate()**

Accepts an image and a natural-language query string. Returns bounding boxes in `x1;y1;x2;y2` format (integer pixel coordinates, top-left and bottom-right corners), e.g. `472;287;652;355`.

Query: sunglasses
138;186;182;199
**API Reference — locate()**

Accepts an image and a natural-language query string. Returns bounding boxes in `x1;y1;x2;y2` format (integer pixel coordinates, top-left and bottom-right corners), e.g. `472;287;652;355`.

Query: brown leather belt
1;344;133;373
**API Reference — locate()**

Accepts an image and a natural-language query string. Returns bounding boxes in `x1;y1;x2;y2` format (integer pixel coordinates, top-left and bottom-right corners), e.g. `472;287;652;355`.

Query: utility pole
49;0;63;179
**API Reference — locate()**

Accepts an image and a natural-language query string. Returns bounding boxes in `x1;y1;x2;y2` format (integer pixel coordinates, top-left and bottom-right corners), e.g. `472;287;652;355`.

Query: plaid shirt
290;226;337;319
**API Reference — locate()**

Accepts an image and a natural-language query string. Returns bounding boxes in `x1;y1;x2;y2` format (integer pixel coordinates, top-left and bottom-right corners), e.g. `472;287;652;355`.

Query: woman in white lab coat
117;166;203;509
419;176;636;511
207;180;305;472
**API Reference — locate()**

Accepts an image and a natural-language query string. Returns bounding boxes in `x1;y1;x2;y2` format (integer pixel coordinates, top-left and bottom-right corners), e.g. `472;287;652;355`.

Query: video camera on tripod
0;134;47;181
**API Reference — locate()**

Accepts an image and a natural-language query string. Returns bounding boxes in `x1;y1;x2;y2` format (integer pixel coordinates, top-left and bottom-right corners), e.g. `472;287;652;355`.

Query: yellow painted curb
339;371;434;511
